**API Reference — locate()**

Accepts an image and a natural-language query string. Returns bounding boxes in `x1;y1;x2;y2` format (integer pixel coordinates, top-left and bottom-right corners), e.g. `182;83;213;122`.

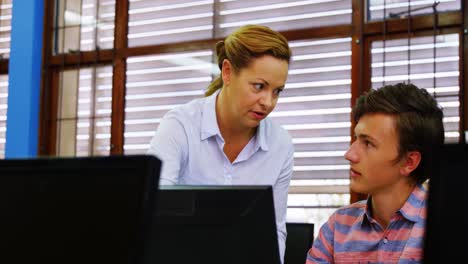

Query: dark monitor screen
0;155;161;264
284;223;314;264
424;144;468;263
144;185;281;264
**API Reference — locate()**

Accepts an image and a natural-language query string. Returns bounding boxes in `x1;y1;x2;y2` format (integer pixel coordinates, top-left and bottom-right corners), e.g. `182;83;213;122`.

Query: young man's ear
400;151;421;176
221;59;232;85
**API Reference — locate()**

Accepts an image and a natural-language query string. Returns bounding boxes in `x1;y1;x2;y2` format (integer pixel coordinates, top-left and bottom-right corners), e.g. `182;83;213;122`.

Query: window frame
39;0;467;204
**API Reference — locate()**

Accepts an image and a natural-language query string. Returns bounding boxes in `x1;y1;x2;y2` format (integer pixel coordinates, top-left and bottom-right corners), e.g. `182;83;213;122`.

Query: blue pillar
5;0;44;158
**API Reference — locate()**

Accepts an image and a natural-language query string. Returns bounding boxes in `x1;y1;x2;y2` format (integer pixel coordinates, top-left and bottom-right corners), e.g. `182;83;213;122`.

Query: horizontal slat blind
54;0;115;54
368;0;460;21
56;66;112;156
371;33;460;143
0;2;10;157
280;38;351;231
217;0;351;36
128;0;214;47
0;74;8;158
0;2;9;157
277;38;351;182
127;0;352;47
80;0;115;50
0;0;11;58
124;51;214;154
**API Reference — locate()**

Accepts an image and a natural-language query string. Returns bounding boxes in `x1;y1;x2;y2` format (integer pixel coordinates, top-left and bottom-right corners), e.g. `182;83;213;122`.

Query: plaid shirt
306;183;428;264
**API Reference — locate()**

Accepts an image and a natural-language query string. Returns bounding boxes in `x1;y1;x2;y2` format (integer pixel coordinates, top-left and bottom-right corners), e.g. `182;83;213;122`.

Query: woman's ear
400;151;421;177
221;59;232;86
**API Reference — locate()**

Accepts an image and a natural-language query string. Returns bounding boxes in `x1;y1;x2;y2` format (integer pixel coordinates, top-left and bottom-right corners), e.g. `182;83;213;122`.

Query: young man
306;83;444;263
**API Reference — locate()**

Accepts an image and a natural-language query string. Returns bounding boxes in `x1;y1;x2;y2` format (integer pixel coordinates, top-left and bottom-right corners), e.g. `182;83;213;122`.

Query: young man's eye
363;140;374;148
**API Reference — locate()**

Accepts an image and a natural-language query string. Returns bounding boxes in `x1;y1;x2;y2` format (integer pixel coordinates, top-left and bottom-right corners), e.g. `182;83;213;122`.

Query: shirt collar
361;182;428;226
200;89;270;152
398;182;428;222
361;199;373;226
256;119;269;151
200;90;221;141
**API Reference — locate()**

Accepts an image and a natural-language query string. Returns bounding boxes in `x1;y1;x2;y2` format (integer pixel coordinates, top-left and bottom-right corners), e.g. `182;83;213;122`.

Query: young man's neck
370;180;416;229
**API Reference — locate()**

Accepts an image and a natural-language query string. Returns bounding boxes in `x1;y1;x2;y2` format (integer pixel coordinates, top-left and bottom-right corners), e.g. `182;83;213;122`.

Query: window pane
56;66;112;156
371;33;460;143
218;0;351;37
368;0;461;21
128;0;214;47
128;0;352;47
53;0;115;54
0;0;11;58
0;74;8;158
124;50;214;154
279;38;352;181
280;38;352;225
75;117;111;156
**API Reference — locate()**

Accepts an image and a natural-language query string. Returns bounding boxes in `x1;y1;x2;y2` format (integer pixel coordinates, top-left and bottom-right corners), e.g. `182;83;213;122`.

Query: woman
147;24;293;261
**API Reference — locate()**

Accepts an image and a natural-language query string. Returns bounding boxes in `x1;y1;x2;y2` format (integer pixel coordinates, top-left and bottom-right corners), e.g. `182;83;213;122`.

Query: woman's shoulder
164;96;206;122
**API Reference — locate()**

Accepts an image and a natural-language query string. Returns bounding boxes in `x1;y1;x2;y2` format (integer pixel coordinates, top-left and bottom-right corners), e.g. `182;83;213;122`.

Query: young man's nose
344;141;359;163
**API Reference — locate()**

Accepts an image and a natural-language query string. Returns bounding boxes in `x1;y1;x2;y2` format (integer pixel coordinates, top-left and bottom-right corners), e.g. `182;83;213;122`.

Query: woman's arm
274;142;294;263
147;113;188;186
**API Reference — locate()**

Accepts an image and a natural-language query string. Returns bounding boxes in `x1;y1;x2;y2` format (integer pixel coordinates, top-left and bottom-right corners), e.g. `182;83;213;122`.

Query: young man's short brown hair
353;83;444;184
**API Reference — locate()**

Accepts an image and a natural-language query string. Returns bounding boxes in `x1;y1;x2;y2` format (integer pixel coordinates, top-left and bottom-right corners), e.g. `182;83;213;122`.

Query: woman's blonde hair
205;25;291;96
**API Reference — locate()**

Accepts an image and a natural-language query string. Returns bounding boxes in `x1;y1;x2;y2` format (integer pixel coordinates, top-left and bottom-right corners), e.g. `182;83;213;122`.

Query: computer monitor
0;155;161;264
284;223;314;264
143;185;281;264
424;144;468;263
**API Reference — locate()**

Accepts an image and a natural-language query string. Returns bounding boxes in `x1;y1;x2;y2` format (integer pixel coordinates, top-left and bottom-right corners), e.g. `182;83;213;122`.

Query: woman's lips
251;111;266;120
350;168;361;178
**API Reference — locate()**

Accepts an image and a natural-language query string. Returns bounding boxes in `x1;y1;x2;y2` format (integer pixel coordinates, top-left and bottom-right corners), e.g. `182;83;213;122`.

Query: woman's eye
274;89;283;96
253;83;264;90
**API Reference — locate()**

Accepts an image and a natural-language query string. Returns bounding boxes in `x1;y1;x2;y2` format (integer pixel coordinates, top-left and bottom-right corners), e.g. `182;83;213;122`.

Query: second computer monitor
424;144;468;263
144;185;281;264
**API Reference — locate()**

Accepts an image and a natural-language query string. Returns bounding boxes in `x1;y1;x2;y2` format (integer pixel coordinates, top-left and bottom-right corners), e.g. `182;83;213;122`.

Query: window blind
368;0;461;21
280;38;351;182
128;0;352;47
56;66;112;156
0;1;10;157
0;74;8;158
217;0;351;36
0;0;11;58
371;33;460;143
54;0;115;54
128;0;214;47
282;38;351;231
124;50;214;154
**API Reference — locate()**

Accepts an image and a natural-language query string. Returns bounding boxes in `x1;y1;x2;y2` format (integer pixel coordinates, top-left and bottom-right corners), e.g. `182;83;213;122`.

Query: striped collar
362;182;428;226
